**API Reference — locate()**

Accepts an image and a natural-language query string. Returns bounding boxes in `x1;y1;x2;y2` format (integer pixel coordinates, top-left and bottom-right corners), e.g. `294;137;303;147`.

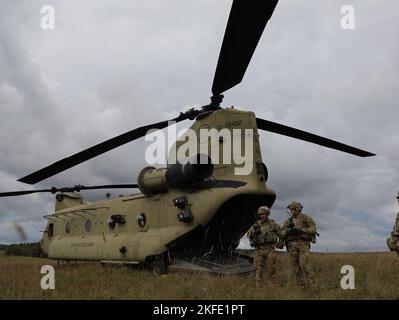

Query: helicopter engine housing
137;154;213;196
137;167;168;196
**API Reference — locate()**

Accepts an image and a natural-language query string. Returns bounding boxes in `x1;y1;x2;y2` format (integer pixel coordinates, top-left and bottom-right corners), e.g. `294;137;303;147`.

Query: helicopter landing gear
146;252;170;275
153;253;170;275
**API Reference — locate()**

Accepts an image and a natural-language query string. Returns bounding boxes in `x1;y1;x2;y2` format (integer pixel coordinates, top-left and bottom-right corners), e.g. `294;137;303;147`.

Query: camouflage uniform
247;207;281;287
281;202;317;287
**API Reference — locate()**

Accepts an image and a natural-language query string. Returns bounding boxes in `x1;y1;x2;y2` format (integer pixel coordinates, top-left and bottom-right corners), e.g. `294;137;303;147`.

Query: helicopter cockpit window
85;219;92;233
65;222;71;234
137;213;146;228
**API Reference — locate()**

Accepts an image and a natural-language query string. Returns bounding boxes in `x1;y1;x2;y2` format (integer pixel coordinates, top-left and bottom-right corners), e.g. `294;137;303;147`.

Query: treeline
4;242;45;258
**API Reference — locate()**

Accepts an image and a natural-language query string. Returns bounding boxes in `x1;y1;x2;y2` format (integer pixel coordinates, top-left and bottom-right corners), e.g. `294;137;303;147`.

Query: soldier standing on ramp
280;201;317;288
386;192;399;268
247;206;281;288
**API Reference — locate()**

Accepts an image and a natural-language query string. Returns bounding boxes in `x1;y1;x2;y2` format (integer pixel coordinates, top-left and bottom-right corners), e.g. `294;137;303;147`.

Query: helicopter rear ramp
169;252;254;275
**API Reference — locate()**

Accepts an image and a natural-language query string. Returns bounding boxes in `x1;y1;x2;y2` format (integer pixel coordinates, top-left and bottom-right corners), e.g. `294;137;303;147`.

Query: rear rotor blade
256;118;375;157
212;0;279;96
18;114;191;185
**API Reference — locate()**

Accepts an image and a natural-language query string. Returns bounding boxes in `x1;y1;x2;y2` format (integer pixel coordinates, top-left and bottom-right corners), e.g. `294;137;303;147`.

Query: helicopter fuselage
40;108;276;263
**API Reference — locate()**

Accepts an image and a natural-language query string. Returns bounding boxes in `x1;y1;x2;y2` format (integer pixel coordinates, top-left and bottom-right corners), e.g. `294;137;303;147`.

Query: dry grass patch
0;252;398;299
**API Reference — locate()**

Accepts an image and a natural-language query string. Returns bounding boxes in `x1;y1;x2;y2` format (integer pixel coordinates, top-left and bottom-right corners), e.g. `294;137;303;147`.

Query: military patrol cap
287;201;303;211
257;206;270;215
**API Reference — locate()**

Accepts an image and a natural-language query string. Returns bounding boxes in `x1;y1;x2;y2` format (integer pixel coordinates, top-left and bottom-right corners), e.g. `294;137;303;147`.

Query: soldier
247;206;281;288
386;192;399;267
280;201;317;288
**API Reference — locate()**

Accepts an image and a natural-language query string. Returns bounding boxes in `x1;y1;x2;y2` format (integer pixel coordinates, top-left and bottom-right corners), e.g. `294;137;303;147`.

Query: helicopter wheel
152;253;170;275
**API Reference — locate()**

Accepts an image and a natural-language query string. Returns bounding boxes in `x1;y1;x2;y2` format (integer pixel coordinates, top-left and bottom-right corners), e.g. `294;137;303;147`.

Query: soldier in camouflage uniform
386;192;399;267
280;201;317;288
247;206;281;288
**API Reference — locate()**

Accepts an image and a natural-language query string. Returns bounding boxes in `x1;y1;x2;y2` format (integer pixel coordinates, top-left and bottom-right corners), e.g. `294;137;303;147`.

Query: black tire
152;253;169;275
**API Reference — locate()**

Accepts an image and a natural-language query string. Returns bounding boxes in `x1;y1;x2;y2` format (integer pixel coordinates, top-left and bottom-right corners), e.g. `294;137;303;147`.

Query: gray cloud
0;0;398;251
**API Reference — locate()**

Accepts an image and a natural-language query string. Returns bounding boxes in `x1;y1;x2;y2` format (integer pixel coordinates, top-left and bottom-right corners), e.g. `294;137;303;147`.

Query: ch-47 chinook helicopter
1;1;375;274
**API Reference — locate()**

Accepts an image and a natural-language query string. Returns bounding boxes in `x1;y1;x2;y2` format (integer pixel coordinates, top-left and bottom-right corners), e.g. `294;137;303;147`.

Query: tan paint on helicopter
41;108;275;263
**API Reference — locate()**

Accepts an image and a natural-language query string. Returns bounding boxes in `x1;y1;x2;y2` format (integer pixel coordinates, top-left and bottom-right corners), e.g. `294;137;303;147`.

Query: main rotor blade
0;189;53;197
256;118;375;157
212;0;279;96
18;115;190;185
0;184;139;198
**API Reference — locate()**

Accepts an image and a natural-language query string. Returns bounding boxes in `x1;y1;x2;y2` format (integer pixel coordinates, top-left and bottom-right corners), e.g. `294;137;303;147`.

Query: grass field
0;252;398;300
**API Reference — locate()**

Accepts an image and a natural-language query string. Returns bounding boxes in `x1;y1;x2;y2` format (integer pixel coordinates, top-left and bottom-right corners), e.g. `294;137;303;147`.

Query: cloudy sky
0;0;398;251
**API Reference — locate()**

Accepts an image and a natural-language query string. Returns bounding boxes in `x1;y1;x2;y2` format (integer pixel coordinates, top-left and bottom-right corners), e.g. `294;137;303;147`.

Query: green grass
0;252;398;299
